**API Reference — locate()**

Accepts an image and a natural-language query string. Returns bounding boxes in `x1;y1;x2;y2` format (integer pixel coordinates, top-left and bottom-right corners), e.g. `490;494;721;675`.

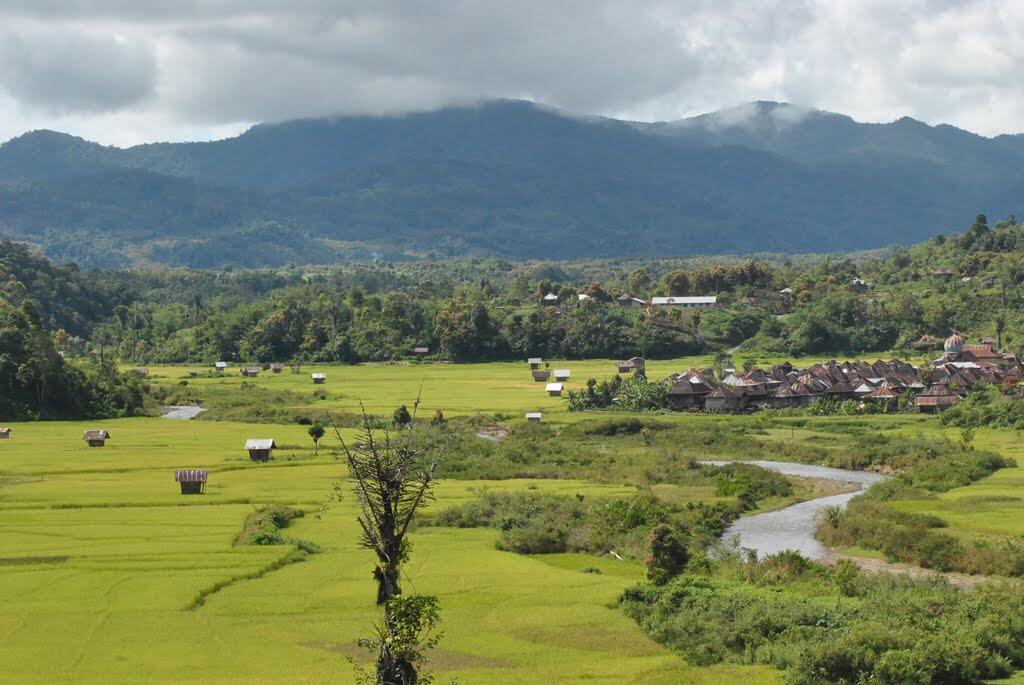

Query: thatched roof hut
175;469;208;495
83;429;110;447
245;439;276;462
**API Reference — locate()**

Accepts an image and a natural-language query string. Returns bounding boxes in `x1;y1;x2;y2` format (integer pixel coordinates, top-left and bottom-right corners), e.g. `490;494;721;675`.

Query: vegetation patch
620;553;1024;685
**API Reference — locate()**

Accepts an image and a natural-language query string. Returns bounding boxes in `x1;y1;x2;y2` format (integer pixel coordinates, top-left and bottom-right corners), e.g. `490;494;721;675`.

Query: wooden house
525;412;542;422
914;384;961;413
311;373;327;385
617;357;645;373
175;469;208;495
545;382;564;397
666;374;713;410
704;386;747;412
245;439;276;462
527;357;543;369
553;369;571;381
241;366;260;377
532;369;551;382
83;430;110;447
0;427;10;439
271;363;285;374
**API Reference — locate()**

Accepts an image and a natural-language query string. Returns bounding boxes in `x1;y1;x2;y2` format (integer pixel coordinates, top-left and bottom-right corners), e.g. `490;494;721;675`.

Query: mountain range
1;99;1021;268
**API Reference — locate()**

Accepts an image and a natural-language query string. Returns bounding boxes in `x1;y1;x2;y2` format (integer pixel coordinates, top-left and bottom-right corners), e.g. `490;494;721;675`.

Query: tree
664;269;691;296
308;422;325;455
330;401;449;684
393;404;412;426
645;524;689;585
626;268;652;296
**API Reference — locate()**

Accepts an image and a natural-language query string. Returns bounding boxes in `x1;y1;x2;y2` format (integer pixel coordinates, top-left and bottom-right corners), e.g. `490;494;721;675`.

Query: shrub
646;524;689;585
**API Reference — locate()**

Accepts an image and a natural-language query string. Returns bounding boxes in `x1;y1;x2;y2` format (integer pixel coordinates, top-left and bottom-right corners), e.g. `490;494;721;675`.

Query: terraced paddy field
0;418;783;684
5;359;1024;683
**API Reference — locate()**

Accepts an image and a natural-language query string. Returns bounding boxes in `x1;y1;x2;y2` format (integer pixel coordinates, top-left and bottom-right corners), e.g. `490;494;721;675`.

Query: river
700;460;889;560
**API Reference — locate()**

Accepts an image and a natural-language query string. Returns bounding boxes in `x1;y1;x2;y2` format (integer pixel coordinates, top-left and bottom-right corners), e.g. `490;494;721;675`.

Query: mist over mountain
1;99;1021;268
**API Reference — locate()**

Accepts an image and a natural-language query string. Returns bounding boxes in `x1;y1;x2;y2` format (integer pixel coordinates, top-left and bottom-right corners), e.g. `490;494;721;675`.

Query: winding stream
700;460;889;560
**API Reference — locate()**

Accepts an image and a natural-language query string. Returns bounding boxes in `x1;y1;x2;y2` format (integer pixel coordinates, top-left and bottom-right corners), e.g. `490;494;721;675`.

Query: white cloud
0;0;1022;145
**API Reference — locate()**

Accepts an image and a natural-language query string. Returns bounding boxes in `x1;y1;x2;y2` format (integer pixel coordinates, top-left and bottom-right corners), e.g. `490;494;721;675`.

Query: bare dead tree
328;395;449;685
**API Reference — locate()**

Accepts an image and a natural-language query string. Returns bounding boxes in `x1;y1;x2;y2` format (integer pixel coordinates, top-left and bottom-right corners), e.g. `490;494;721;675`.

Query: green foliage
620;555;1024;684
645;524;690;585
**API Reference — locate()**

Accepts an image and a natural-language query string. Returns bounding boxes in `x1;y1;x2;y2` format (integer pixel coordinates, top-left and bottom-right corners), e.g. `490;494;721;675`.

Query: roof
0;427;11;435
527;357;543;364
83;430;109;440
311;373;327;379
525;412;542;419
553;369;571;376
175;469;208;483
542;293;559;301
577;293;591;301
413;346;429;353
545;383;564;392
649;296;717;305
215;361;228;368
245;439;276;450
271;362;285;369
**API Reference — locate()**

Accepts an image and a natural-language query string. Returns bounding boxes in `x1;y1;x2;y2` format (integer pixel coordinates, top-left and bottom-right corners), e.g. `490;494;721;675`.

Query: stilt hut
271;363;284;374
617;357;645;373
0;427;11;439
311;372;327;385
532;369;551;382
215;361;228;372
525;412;542;422
245;439;276;462
553;369;571;381
83;430;110;447
241;366;260;377
545;382;564;397
527;357;543;370
175;469;208;495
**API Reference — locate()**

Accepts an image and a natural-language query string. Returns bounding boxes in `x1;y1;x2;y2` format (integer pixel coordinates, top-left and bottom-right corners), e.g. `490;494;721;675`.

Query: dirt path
821;551;992;589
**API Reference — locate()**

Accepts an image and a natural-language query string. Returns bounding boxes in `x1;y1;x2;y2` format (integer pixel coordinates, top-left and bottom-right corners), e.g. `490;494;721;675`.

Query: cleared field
140;353;922;421
0;417;780;684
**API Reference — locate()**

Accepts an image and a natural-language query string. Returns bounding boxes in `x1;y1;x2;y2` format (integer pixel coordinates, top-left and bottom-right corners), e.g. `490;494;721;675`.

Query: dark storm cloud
0;0;1021;144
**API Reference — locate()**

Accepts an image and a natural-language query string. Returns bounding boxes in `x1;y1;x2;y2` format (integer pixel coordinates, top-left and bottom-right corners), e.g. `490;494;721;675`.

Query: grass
5;359;1024;682
0;415;781;683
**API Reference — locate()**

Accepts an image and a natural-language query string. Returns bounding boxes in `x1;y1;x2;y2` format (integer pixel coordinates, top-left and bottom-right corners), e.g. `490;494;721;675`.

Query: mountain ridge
1;99;1021;267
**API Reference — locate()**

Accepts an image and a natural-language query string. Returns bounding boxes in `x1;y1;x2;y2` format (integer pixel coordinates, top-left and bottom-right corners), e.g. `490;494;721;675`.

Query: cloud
0;27;156;113
0;0;1022;145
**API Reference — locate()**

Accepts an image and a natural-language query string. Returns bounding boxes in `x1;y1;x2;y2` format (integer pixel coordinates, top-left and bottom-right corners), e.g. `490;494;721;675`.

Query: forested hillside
2;101;1022;267
0;213;1011;367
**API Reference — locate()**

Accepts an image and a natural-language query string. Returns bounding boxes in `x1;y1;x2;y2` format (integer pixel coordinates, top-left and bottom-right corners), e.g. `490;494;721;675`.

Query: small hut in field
83;430;110;447
545;382;564;397
413;346;429;356
0;427;11;439
311;372;327;385
215;361;228;372
132;368;150;377
532;369;551;382
175;469;208;495
617;357;645;373
525;412;542;422
271;363;285;374
241;366;260;378
245;439;276;462
553;369;571;381
527;357;543;369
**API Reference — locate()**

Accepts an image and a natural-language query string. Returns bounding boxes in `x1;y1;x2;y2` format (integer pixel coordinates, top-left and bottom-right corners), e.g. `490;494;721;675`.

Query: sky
0;0;1022;147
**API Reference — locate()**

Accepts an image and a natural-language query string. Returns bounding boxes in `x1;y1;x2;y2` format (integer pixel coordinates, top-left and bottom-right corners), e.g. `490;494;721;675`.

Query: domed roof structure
944;334;964;354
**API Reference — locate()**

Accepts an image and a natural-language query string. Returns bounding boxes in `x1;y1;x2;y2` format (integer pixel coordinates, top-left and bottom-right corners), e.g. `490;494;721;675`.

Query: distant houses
311;373;327;385
241;366;260;377
546;382;564;397
553;369;571;381
649;296;717;309
83;430;110;447
271;363;285;374
527;357;543;369
245;439;276;462
541;293;559;306
532;369;551;382
175;469;208;495
0;427;10;439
